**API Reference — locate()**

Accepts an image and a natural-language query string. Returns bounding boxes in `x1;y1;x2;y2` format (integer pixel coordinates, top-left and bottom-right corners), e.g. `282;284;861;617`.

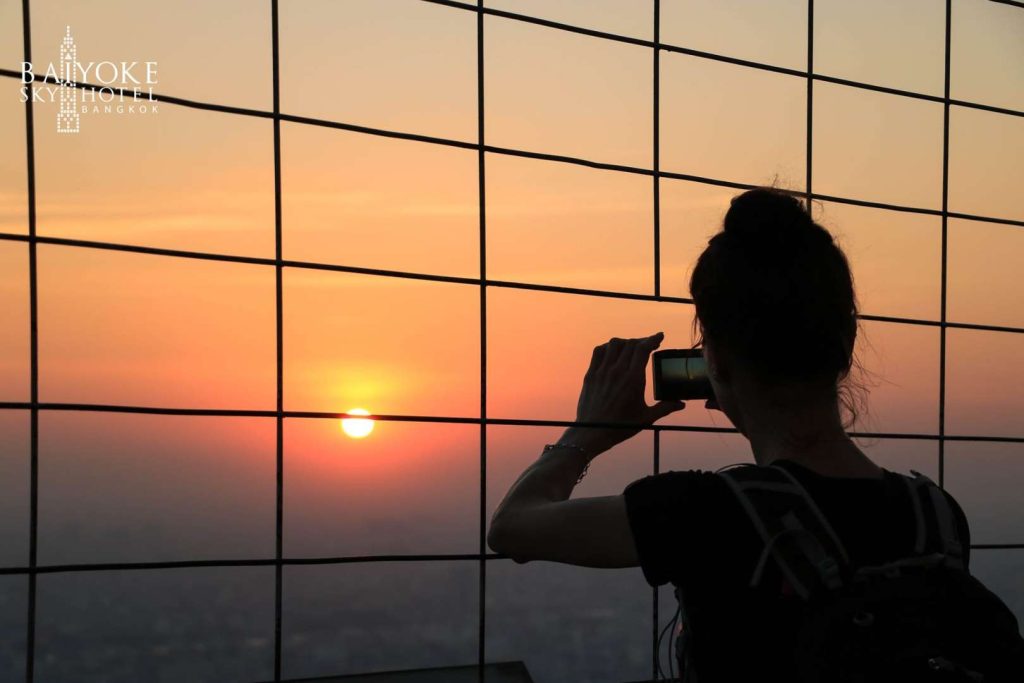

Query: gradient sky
0;1;1022;681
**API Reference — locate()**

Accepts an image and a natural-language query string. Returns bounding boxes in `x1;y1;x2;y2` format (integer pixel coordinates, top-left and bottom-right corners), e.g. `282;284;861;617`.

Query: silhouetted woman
487;187;974;680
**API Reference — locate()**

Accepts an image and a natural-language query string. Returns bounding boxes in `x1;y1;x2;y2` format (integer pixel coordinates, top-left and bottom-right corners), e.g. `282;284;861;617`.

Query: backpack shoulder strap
718;463;849;600
903;470;965;571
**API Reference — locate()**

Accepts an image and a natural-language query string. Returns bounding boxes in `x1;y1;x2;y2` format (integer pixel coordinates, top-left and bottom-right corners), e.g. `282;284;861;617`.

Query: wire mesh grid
2;0;1023;681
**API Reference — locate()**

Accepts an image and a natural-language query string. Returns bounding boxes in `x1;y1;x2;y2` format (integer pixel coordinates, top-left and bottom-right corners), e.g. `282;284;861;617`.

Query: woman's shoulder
623;467;732;500
621;468;760;587
622;468;747;527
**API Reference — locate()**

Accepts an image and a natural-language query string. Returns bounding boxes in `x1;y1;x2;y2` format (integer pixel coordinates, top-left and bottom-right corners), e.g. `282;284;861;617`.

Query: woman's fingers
586;343;607;381
592;332;663;387
594;333;663;376
629;332;663;372
596;337;627;374
614;333;661;387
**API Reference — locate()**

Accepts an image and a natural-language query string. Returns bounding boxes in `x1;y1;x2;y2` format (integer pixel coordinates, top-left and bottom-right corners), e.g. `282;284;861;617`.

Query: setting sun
341;408;375;439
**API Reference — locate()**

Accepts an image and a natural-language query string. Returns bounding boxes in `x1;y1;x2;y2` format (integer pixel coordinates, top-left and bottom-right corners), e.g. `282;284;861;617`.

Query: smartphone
652;349;715;401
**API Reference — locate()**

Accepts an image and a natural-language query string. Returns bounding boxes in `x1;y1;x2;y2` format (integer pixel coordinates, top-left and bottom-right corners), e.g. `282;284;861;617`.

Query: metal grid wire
2;0;1023;681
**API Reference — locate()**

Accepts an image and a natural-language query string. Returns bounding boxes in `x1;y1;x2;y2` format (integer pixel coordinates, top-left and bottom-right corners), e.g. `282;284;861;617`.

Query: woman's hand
559;332;687;457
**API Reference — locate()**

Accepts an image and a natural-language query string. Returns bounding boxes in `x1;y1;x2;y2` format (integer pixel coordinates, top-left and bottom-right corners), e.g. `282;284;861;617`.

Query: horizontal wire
989;0;1024;9
2;74;1023;230
424;0;654;50
814;193;1024;228
0;554;501;576
814;73;943;104
856;313;1024;335
2;230;1023;334
420;0;1024;123
1;542;1020;577
946;211;1024;228
2;69;274;119
810;192;940;217
0;229;689;300
1;400;1023;444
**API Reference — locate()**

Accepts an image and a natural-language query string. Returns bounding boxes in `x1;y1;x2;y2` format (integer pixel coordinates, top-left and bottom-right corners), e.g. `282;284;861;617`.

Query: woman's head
689;187;865;430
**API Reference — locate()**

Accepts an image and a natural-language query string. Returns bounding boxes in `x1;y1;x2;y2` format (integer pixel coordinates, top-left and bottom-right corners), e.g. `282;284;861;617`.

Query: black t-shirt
622;459;972;681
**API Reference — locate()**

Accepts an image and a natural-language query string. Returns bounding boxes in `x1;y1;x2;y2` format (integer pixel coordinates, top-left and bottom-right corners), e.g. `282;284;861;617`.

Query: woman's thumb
649;400;686;421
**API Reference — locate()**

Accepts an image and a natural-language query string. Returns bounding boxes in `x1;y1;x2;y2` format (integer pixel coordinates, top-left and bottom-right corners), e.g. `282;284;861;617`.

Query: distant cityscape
1;551;1020;683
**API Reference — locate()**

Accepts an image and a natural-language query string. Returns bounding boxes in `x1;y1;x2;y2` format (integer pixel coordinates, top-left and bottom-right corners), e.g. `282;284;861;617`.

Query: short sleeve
622;470;733;587
941;489;972;570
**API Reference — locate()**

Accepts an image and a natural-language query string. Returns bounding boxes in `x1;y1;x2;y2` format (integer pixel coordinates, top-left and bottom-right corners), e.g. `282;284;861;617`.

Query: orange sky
0;0;1022;567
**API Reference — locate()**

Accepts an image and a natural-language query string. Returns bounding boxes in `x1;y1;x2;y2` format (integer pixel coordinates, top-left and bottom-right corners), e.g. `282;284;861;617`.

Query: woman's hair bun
722;187;827;252
689;186;862;421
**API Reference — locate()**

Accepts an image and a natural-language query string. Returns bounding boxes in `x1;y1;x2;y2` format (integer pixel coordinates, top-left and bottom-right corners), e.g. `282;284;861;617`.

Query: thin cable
0;544;1015;578
21;1;38;681
652;430;662;678
2;401;1024;443
7;232;1024;325
8;227;1024;334
805;0;814;207
475;0;489;676
939;0;952;489
652;2;663;670
271;0;284;679
653;0;662;299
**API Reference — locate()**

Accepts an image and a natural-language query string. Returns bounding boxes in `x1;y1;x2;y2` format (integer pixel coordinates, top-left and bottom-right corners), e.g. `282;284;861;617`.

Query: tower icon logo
57;26;79;134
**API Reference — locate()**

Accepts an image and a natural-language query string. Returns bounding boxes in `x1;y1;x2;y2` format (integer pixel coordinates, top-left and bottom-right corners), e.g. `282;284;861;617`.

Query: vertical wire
652;2;662;673
939;0;952;487
476;0;488;678
805;0;814;209
272;0;284;679
22;0;38;681
653;0;661;299
652;428;661;679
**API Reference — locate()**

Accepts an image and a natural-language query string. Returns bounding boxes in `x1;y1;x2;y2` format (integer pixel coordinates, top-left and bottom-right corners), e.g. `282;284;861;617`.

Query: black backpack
672;462;1024;682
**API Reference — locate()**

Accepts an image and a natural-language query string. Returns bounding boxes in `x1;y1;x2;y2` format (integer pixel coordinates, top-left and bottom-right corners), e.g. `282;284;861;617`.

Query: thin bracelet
543;443;591;485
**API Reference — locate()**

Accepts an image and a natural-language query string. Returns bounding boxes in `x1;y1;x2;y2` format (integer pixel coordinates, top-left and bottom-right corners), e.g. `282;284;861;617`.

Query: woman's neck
754;435;883;479
741;401;882;478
